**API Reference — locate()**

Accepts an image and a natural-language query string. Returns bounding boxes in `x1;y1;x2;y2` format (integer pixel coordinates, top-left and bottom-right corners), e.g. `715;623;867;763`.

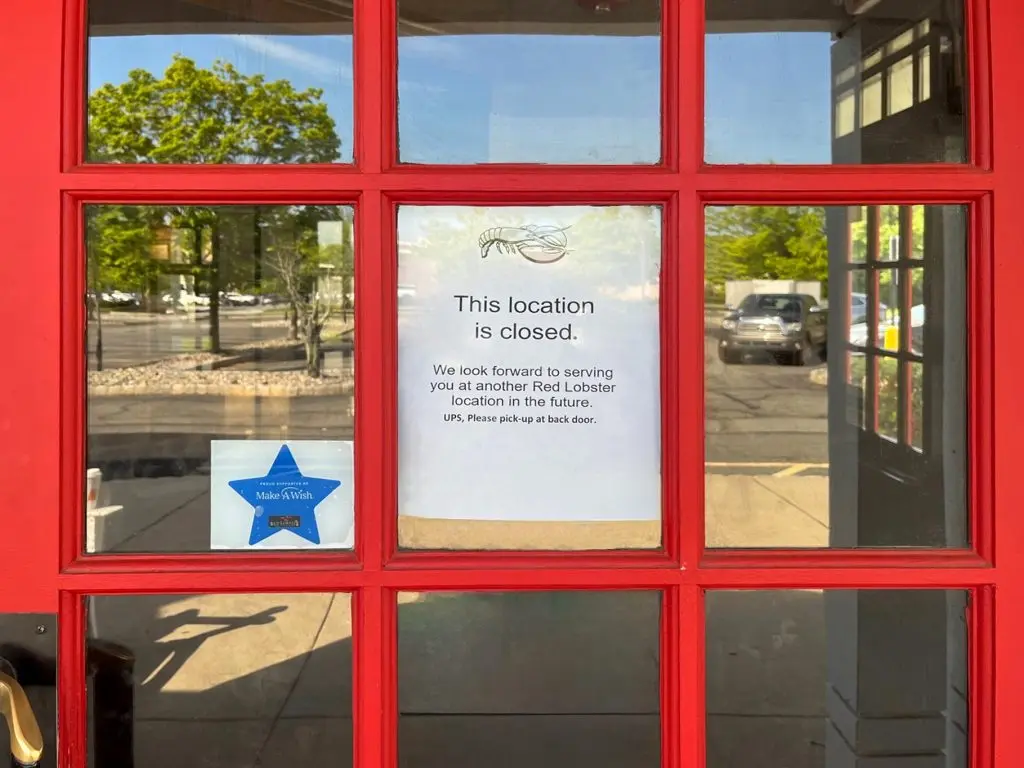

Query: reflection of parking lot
705;330;828;467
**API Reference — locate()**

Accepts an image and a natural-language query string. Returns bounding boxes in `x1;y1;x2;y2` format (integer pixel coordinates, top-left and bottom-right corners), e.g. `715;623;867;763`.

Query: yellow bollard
883;325;900;351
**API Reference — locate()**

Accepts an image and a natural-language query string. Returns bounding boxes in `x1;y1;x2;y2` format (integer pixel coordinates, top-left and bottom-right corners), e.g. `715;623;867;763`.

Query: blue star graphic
228;445;341;545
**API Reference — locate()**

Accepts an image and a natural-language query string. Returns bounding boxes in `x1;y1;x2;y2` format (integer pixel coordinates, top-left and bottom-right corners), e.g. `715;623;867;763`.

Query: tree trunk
304;322;323;378
288;303;300;340
208;221;222;353
93;292;104;372
252;209;262;294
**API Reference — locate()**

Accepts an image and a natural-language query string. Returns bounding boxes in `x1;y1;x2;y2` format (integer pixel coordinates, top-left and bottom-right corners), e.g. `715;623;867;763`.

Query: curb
88;341;357;398
89;382;354;398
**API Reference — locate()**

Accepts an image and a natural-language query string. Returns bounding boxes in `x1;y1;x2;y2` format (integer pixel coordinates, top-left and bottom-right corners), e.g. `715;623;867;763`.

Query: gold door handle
0;670;43;766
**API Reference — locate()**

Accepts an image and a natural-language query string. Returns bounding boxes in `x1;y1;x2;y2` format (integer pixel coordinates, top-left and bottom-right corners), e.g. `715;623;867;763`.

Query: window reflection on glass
398;591;660;768
397;0;661;164
86;594;351;768
705;0;967;164
85;205;355;554
706;590;968;768
705;204;966;548
86;0;353;163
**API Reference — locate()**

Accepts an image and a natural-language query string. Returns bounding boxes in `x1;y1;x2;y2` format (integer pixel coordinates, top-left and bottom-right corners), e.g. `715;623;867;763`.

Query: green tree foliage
87;55;342;361
849;206;926;306
85;205;165;370
705;206;829;299
263;207;353;376
87;55;340;164
85;206;161;296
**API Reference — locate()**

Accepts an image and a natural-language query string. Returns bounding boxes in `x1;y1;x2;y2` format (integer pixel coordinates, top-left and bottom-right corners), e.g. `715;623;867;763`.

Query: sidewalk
84;475;830;768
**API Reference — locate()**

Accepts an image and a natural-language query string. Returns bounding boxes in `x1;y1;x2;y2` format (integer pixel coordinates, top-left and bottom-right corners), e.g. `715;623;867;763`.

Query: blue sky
88;29;834;164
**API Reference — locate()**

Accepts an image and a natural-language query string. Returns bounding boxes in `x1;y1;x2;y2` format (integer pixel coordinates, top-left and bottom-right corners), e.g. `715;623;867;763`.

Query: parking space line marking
772;463;813;477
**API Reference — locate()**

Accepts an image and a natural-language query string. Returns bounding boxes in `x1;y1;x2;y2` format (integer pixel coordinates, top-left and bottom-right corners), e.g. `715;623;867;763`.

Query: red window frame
0;0;1017;766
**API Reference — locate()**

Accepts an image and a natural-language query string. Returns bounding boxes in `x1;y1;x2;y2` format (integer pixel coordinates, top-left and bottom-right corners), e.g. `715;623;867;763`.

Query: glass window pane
911;207;926;259
399;591;660;768
861;73;883;128
705;0;967;164
86;593;351;768
706;590;968;768
878;269;900;350
875;357;900;441
397;206;662;550
86;205;356;553
879;206;901;261
845;351;866;429
706;204;967;548
888;54;915;115
910;361;924;450
397;0;661;164
86;0;353;163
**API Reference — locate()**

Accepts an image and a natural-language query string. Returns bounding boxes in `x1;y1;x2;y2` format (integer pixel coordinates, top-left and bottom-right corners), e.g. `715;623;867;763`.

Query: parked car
222;291;259;306
718;293;827;366
849;292;888;324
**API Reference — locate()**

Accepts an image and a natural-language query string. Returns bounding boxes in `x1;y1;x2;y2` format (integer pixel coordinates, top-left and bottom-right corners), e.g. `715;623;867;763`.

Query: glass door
0;0;1019;766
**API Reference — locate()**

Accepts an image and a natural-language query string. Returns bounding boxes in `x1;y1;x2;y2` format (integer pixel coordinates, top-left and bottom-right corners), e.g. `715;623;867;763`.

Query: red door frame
0;0;1015;766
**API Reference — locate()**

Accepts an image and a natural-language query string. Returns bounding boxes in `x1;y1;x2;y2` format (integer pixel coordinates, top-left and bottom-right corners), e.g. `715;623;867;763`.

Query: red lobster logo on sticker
478;225;572;264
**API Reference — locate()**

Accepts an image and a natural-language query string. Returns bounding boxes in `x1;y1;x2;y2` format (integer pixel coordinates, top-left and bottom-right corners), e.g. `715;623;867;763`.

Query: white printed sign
398;205;661;522
210;440;354;549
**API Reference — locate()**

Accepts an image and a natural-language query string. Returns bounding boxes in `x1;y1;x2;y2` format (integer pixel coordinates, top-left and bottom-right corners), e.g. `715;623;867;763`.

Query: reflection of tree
264;207;353;377
86;204;351;376
850;206;926;305
85;206;162;370
705;206;828;300
87;55;342;350
88;55;340;164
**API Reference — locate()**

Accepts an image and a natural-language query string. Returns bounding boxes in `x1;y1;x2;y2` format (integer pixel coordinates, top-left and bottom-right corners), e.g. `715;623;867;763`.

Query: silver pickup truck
718;293;828;366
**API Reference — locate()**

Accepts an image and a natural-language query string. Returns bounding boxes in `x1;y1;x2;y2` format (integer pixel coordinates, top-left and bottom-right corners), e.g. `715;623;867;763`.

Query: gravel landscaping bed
89;340;354;397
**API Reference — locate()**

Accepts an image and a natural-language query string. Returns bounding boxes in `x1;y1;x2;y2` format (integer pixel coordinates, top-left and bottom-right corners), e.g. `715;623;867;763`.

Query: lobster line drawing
478;224;572;264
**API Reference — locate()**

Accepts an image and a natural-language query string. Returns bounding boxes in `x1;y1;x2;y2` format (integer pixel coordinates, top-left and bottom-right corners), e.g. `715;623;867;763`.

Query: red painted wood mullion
60;196;86;571
677;587;703;768
968;194;994;563
356;188;388;573
380;197;400;563
354;0;390;766
679;0;702;174
50;562;997;594
967;0;993;169
353;587;394;768
680;192;705;569
57;592;86;768
0;0;63;612
970;587;995;768
698;170;992;198
662;196;683;563
661;0;681;171
661;586;682;768
60;0;86;170
990;0;1024;763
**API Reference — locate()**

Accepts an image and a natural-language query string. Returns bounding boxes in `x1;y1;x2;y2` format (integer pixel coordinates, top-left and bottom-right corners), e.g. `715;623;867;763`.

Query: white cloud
227;35;352;82
399;33;464;61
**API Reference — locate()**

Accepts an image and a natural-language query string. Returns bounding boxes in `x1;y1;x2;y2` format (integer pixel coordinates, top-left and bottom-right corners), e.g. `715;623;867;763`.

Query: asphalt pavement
704;328;828;470
87;307;295;370
86;309;830;475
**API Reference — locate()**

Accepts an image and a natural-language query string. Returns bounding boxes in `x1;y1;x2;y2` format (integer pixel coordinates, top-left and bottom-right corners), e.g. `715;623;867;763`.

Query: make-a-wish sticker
210;440;354;550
